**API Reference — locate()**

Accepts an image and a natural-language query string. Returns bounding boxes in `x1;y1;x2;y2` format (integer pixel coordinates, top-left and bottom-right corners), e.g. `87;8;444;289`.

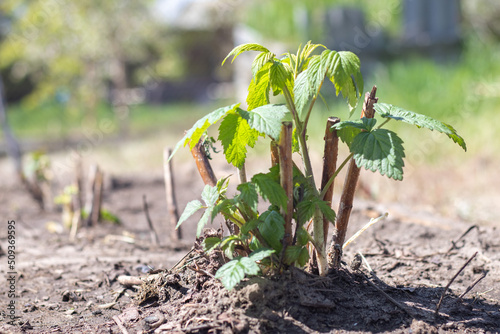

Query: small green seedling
170;41;466;289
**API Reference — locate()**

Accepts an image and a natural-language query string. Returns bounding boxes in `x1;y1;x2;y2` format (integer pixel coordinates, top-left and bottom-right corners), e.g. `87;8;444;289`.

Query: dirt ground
0;141;499;333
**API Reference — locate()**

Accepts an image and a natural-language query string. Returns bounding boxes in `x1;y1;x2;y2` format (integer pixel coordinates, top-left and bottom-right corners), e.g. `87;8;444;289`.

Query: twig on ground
113;315;130;334
358;252;397;291
446;225;478;254
117;275;143;287
343;213;388;250
459;270;488;300
142;194;160;246
361;272;415;318
182;322;223;333
169;247;196;272
358;252;373;273
188;262;215;278
435;251;478;317
355;252;414;318
104;234;135;244
112;287;126;303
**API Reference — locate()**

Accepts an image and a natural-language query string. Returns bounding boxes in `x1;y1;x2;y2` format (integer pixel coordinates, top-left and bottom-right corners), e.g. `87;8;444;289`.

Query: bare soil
0;156;499;333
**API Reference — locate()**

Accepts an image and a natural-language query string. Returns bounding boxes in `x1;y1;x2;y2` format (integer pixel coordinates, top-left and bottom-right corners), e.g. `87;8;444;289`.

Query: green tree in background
244;0;401;44
0;0;179;127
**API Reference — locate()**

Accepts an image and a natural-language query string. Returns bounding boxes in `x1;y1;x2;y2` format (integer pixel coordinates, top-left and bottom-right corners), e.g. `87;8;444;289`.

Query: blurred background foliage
244;0;402;43
0;0;499;156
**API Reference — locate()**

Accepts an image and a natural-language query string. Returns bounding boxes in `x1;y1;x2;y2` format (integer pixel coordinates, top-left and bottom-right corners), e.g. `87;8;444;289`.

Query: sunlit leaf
215;249;274;290
374;103;467;151
321;50;363;114
247;62;272;110
351;129;405;180
252;51;275;78
269;61;292;95
218;112;261;168
176;200;203;229
222;43;270;66
215;258;246;290
169;104;240;160
240;104;288;140
293;55;324;118
202;184;219;207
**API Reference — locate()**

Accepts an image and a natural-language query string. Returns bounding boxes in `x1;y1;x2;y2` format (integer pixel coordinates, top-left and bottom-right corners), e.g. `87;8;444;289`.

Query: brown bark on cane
320;117;340;246
330;86;378;268
279;122;294;247
190;140;217;187
270;141;279;167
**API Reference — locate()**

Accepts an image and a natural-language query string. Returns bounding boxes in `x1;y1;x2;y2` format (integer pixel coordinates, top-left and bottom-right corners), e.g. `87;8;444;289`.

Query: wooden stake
86;164;103;226
70;156;83;240
163;147;181;241
143;195;160;246
320;117;340;246
279;122;294;248
190;139;217;187
330;86;378;268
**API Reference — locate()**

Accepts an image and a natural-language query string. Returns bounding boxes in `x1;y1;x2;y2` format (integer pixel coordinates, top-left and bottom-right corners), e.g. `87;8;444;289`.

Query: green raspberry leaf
218;112;261;168
202;237;222;253
374;103;467;151
215;258;246;290
176;200;203;229
201;184;219;207
316;199;336;223
197;207;213;237
337;127;361;148
296;199;316;226
169;104;240;160
248;248;275;262
237;182;259;212
258;210;285;252
321;50;363;114
247;62;271;111
215;249;274;290
334;118;377;132
252;51;275;78
251;172;287;209
269;61;292;96
293;55;324;119
295;227;311;246
241;218;260;235
240;104;288;140
212;198;236;222
334;118;376;148
222;43;270;66
351;129;405;181
284;245;310;266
